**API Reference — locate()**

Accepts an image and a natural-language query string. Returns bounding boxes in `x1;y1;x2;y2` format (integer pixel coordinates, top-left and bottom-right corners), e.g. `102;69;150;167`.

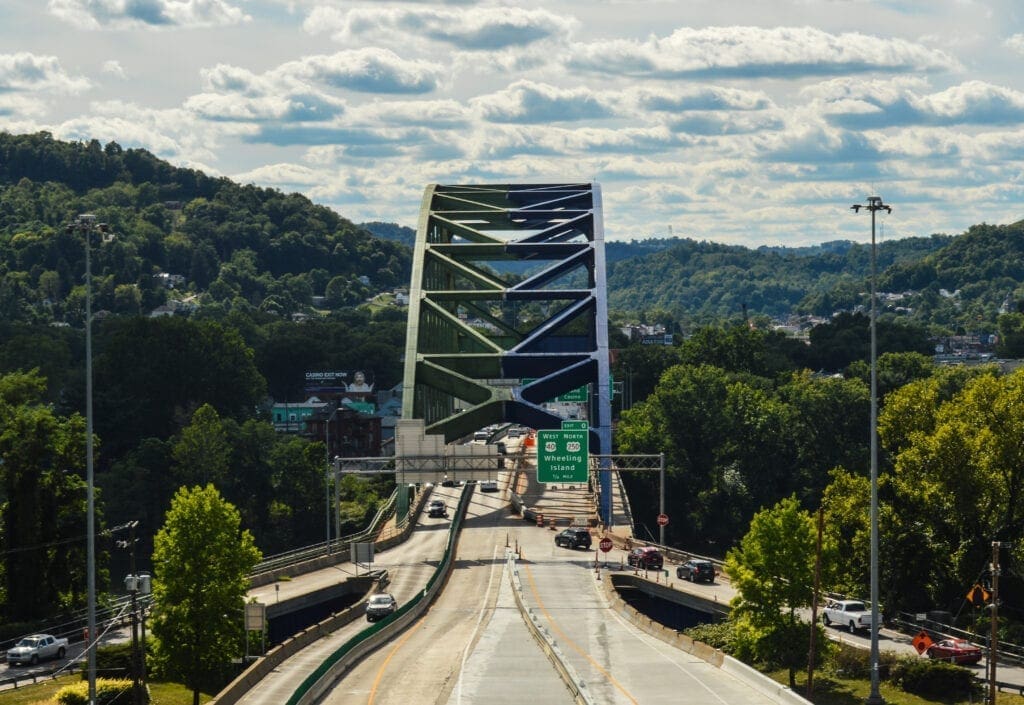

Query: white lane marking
454;544;501;705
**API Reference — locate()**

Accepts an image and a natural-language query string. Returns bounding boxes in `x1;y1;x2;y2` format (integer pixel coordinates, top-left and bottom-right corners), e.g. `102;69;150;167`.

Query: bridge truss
401;183;614;521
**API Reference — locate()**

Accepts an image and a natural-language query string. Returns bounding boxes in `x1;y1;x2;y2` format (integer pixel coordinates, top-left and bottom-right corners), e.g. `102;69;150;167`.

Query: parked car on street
554;528;592;550
627;546;663;570
676;559;715;583
926;638;983;665
365;593;398;622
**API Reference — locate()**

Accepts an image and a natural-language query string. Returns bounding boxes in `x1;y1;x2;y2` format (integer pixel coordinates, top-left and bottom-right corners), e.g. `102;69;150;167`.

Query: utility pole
117;521;143;705
808;507;824;697
990;541;1001;705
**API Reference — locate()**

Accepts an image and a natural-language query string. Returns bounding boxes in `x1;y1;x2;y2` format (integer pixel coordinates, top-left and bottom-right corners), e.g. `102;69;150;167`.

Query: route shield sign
537;429;589;483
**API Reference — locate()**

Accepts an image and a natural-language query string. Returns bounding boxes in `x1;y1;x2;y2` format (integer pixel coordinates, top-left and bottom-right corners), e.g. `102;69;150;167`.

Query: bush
684;621;735;653
86;641;144;679
55;678;133;704
890;657;979;699
827;642;899;680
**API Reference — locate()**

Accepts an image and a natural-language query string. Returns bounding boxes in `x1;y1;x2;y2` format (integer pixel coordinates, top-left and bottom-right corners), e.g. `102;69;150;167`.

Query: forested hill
0;131;411;324
606;235;957;324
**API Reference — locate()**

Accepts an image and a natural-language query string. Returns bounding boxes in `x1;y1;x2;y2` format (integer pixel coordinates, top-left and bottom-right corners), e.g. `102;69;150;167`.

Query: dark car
427;499;447;517
676;559;715;583
555;528;592;550
926;638;983;665
627;546;663;570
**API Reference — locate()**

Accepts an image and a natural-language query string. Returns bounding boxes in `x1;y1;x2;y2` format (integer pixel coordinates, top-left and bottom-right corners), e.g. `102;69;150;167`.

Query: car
365;593;398;622
427;499;447;517
627;546;664;570
507;428;521;439
926;638;983;665
676;559;715;583
441;477;458;487
555;528;592;550
480;480;499;492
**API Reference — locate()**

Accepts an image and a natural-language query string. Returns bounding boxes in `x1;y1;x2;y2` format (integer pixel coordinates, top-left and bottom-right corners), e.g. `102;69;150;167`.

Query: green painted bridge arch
401;182;614;522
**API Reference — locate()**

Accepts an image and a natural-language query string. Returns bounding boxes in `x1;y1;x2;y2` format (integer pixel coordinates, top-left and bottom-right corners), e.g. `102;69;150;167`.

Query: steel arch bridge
401;182;613;522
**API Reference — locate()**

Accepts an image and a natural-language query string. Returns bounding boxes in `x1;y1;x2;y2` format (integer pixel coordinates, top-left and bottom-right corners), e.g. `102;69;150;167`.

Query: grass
0;675;212;705
767;669;1024;705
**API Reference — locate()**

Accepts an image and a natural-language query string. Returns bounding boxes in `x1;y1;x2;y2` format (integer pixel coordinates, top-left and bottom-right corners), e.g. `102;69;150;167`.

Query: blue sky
4;0;1024;246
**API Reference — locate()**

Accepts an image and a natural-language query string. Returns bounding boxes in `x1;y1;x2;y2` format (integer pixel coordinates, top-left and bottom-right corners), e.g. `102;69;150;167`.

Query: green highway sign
537;429;589;483
561;420;588;430
556;386;588;402
522;378;588;403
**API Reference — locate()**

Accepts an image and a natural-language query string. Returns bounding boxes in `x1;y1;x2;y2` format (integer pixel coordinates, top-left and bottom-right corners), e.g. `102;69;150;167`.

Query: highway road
245;458;801;705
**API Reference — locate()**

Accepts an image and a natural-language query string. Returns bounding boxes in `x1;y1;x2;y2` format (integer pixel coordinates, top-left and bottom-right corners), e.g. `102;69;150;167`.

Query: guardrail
250;490;398;577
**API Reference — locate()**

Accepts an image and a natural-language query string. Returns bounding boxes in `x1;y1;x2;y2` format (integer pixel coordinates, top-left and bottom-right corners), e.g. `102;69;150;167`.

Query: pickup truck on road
821;599;873;633
6;634;68;665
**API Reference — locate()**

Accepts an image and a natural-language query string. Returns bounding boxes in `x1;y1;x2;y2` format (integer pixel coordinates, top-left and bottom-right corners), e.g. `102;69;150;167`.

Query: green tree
172;404;231;488
0;370;100;620
150;485;261;705
725;496;831;687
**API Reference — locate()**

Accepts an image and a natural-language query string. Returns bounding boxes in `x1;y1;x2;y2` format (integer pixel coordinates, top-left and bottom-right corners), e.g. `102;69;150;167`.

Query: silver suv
365;593;397;622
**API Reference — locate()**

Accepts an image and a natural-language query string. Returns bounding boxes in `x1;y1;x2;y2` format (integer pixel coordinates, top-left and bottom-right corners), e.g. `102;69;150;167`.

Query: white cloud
101;60;126;79
471;80;619;123
0;94;49;118
232;162;324;187
0;53;91;93
47;0;250;30
304;6;575;50
817;79;1024;128
1005;33;1024;55
276;49;444;94
55;100;237;167
634;86;773;112
567;26;962;79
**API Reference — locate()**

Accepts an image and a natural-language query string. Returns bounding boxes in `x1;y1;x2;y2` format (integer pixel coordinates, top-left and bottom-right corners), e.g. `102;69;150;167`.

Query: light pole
67;213;107;705
850;195;891;705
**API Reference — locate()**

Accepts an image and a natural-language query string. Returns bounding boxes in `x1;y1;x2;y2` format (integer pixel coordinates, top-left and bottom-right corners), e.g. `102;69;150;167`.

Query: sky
4;0;1024;247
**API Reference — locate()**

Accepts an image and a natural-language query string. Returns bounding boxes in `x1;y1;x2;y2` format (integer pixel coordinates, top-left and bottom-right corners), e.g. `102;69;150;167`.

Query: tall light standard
850;195;891;705
67;213;107;705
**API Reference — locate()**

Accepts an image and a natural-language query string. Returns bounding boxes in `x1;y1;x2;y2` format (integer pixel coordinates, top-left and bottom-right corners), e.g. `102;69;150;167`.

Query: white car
480;480;499;492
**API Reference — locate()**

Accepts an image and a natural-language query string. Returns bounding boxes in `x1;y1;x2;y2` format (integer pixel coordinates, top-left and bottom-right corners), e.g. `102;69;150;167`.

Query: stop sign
599;537;613;553
657;513;669;527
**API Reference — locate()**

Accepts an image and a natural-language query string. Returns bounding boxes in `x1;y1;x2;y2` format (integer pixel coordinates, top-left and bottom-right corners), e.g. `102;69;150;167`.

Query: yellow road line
522;564;639;705
366;614;427;704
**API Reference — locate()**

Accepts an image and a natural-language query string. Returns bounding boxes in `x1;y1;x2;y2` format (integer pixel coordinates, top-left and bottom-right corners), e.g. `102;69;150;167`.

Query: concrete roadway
235;484;466;705
313;470;793;705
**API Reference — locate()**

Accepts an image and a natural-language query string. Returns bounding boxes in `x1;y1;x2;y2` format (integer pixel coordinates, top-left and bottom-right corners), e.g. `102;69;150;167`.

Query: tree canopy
150;484;261;705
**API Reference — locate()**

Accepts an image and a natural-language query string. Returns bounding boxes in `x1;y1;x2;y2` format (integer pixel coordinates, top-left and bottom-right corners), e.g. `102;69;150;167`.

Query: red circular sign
599;537;613;553
657;513;670;527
